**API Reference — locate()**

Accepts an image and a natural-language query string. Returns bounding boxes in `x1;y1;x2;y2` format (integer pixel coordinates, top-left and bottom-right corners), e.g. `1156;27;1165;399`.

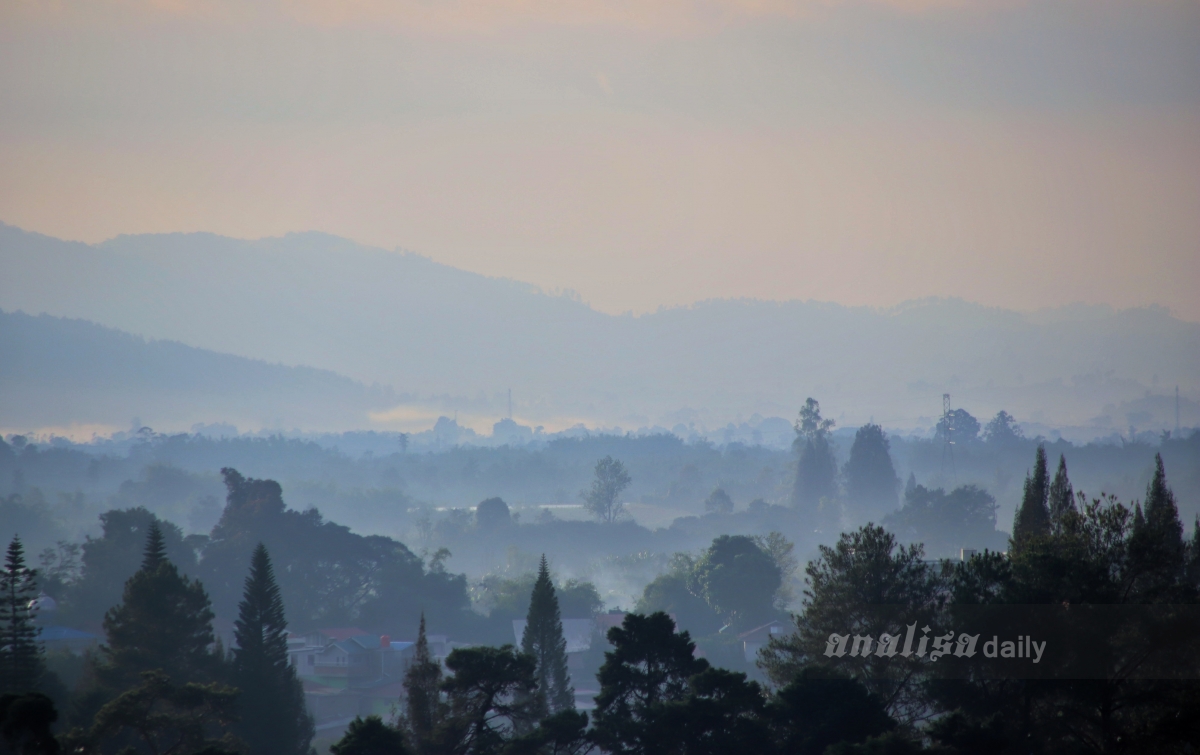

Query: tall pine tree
402;613;443;754
0;536;44;694
101;523;217;689
521;556;573;717
1047;454;1075;532
1012;446;1051;551
232;543;314;755
1129;453;1186;591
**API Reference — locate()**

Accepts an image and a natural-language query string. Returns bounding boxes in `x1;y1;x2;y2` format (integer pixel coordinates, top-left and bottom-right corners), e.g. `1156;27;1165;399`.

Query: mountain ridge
3;221;1196;430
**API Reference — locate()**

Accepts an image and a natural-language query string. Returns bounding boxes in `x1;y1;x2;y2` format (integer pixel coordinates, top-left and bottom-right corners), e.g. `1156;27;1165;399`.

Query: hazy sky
2;0;1198;319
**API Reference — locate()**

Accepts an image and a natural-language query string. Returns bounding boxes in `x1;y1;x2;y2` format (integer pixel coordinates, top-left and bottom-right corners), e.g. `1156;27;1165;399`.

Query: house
738;620;788;663
286;629;418;734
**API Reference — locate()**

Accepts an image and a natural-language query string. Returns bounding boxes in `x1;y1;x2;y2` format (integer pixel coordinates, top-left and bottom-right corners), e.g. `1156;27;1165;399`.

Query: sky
1;0;1198;320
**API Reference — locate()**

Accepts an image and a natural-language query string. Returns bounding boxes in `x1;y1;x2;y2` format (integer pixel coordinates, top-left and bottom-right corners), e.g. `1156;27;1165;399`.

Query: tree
766;668;895;755
0;692;60;755
581;457;631;524
590;612;709;755
703;488;733;516
644;668;771;755
68;670;239;755
935;408;980;445
331;716;410;755
63;509;196;631
759;525;941;724
0;537;44;695
842;424;899;521
981;411;1023;445
1129;453;1186;591
435;646;538;755
231;544;313;755
1011;446;1051;551
791;399;838;521
400;614;442;755
475;499;511;531
521;557;573;717
1047;454;1074;532
883;484;1003;558
101;525;217;690
689;536;780;630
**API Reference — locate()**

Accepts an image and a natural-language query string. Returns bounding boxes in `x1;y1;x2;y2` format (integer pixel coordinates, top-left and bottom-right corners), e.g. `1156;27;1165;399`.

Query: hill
2;222;1197;432
0;310;393;432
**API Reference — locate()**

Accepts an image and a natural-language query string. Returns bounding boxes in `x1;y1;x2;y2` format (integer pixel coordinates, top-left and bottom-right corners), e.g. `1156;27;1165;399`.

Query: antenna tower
941;393;956;481
508;388;513;421
1177;386;1181;436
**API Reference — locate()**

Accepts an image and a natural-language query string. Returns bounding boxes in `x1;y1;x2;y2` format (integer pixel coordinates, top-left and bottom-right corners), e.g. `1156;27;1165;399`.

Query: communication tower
941;393;956;481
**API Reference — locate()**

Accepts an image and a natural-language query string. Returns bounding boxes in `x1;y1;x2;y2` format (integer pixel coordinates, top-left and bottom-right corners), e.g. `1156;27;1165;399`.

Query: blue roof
40;626;98;642
389;642;414;651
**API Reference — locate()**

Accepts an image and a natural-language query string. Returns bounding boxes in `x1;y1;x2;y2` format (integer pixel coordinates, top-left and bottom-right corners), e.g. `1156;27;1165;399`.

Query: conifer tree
521;556;573;717
401;613;443;755
1012;446;1051;551
1047;454;1075;532
0;536;44;694
232;543;314;755
1129;453;1186;587
101;526;217;688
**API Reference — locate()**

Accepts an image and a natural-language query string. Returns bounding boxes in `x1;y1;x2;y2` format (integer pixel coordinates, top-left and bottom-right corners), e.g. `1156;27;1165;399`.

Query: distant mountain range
0;310;394;432
2;221;1197;434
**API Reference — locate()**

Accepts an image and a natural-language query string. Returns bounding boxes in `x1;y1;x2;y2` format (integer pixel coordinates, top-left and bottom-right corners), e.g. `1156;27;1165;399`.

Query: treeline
3;446;1198;754
1;526;312;755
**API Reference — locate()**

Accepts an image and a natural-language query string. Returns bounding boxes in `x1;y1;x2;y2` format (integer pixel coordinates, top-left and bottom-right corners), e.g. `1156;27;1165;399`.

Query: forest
2;399;1199;754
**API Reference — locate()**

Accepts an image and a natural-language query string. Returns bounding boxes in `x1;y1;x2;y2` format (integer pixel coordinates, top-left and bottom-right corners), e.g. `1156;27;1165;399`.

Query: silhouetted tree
1011;445;1051;551
646;667;771;755
231;544;313;755
401;614;442;755
792;399;838;524
0;537;43;695
0;692;60;755
1047;454;1075;532
521;557;573;716
475;498;511;531
766;668;896;755
760;525;941;723
703;488;733;516
68;670;239;755
690;536;780;630
590;612;708;755
581;457;631;524
100;525;216;690
982;411;1023;444
1129;453;1186;592
843;424;899;521
63;509;196;630
883;484;1003;558
331;716;410;755
435;646;538;755
935;408;980;445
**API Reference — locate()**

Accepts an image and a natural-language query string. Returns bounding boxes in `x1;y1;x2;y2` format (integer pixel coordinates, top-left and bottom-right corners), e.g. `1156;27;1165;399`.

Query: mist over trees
2;363;1199;754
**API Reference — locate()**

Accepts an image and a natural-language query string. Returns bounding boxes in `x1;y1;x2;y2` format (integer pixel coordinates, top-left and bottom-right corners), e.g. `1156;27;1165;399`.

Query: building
287;628;416;734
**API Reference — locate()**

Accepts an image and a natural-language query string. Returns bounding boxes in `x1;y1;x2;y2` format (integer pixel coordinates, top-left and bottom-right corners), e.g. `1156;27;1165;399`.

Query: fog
3;0;1198;749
